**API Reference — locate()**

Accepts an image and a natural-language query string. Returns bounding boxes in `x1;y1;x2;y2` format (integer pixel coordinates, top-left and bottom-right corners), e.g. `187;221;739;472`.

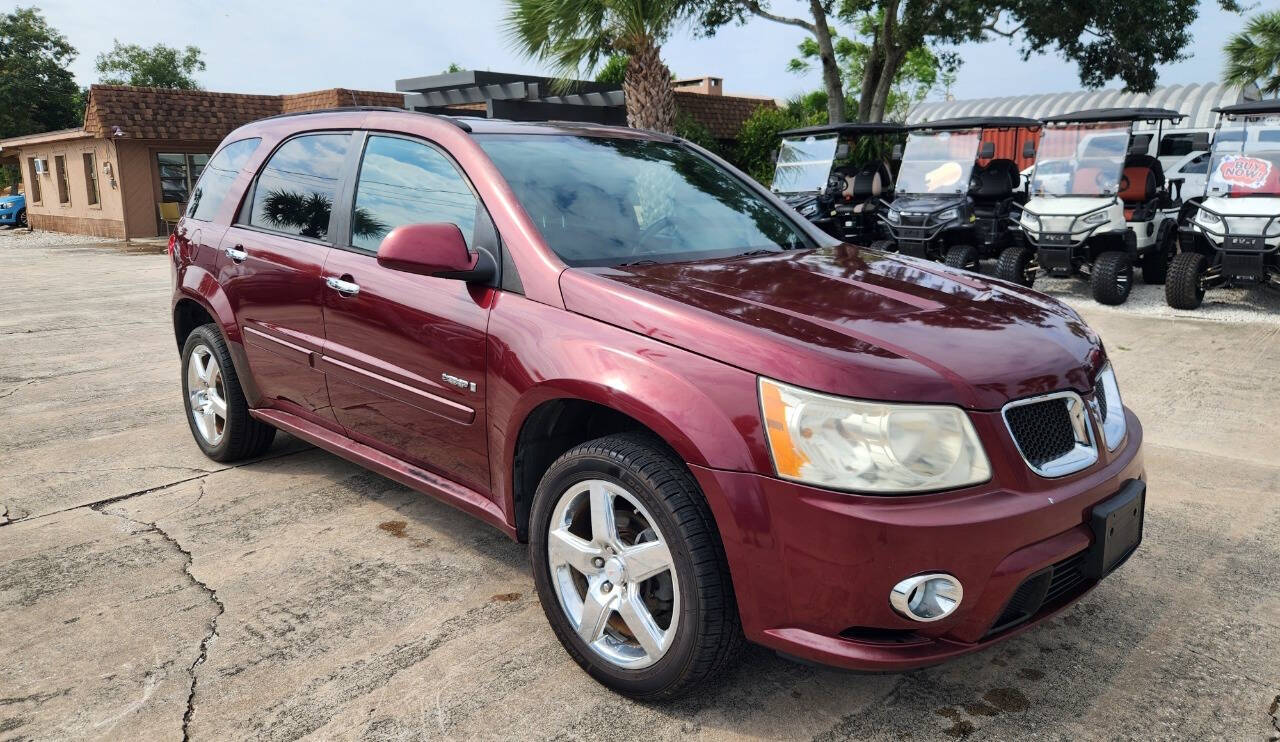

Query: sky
16;0;1252;104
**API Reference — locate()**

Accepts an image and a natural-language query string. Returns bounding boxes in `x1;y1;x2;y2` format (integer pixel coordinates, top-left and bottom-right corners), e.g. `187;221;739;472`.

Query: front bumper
0;210;19;225
691;408;1145;671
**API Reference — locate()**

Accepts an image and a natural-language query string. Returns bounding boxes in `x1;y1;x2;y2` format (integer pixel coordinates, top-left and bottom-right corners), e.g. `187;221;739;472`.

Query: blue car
0;193;27;228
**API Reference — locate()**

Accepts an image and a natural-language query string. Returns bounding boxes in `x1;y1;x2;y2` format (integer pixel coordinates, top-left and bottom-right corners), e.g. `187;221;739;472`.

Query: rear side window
248;133;352;240
350;135;477;252
187;138;260;222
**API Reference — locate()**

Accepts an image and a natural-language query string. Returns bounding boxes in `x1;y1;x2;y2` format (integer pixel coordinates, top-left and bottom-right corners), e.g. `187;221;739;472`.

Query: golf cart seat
970;159;1019;217
1120;154;1164;221
842;161;891;213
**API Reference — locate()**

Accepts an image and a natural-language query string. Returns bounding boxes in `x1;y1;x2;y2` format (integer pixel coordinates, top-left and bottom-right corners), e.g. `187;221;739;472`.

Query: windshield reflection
1030;122;1130;197
772;134;838;194
1208;113;1280;198
896;129;979;195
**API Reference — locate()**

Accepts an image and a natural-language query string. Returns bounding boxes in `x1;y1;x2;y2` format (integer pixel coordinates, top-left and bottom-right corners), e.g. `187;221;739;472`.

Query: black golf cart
770;122;905;244
878;116;1039;269
1166;100;1280;309
998;108;1185;305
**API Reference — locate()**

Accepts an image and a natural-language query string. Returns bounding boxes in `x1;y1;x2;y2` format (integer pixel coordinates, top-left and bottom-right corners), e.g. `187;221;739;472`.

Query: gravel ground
0;226;113;247
1008;271;1280;325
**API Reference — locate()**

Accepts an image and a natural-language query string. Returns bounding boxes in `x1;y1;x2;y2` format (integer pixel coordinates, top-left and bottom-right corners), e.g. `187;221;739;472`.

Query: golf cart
878;116;1039;269
1166;100;1280;309
998;108;1185;305
770;122;904;243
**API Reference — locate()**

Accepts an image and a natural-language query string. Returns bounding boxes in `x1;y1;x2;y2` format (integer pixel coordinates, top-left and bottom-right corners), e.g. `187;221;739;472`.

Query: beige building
0;85;401;239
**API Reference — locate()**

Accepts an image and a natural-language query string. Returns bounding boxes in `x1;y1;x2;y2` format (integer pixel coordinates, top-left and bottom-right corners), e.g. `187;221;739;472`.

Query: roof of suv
241;106;674;140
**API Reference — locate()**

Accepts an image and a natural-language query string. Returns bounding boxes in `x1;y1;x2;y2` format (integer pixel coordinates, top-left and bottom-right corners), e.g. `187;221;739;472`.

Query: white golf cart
1166;100;1280;309
997;108;1185;305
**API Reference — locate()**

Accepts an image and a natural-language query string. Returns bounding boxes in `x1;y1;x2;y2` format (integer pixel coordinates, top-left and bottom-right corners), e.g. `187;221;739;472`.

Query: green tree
443;62;465;73
95;40;205;89
1224;10;1280;97
0;7;82;140
595;53;630;85
698;0;1243;123
504;0;696;133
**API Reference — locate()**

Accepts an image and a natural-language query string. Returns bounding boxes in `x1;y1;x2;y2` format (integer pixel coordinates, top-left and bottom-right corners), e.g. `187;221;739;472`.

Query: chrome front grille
1002;391;1097;477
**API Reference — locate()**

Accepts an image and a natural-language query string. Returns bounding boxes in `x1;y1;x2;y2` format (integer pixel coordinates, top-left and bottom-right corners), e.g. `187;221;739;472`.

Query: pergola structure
397;71;627;125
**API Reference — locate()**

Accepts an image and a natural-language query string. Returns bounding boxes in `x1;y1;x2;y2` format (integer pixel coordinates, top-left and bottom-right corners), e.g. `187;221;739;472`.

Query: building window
157;153;210;205
54;155;70;205
26;158;41;203
83;152;100;206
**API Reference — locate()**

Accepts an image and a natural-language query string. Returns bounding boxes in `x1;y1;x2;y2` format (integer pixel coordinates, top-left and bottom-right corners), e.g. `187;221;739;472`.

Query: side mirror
891;144;903;161
1022;139;1036;159
978;140;996;159
376;223;493;282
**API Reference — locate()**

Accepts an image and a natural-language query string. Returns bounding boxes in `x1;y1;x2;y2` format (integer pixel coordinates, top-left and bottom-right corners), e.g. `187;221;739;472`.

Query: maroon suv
170;109;1145;699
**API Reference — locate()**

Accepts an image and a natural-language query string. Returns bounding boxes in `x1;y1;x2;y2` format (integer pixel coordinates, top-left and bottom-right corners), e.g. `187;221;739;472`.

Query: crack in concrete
1269;694;1279;737
92;503;223;742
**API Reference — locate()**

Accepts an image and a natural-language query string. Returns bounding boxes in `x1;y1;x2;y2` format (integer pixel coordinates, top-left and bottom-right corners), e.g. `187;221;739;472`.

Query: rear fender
174;265;261;405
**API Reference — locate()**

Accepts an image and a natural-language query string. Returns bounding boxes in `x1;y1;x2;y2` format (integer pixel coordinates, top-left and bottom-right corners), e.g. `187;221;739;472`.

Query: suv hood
559;246;1104;410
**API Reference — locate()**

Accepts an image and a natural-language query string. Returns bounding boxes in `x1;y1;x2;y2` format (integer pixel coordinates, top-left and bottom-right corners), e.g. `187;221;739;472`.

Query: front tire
1091;251;1133;305
1165;252;1207;309
529;432;742;699
944;244;979;271
181;323;275;461
995;246;1036;287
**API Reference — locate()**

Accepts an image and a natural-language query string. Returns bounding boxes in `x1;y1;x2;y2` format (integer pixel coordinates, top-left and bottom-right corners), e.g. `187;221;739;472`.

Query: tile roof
675;92;776;139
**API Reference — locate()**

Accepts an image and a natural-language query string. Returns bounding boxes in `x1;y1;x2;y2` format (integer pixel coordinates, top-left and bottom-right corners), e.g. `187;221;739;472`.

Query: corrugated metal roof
908;82;1261;131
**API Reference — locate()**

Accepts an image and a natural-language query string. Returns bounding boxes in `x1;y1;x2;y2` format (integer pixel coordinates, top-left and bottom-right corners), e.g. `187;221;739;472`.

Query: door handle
223;245;248;263
325;275;360;296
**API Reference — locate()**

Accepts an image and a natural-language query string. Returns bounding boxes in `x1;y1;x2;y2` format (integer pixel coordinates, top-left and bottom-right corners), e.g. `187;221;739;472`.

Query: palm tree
1224;10;1280;97
504;0;691;133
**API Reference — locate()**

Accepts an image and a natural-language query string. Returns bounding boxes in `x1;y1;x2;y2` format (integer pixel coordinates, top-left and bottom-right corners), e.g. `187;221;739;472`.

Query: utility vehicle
878;116;1039;270
1166;100;1280;309
170;108;1145;699
771;122;904;243
998;108;1185;305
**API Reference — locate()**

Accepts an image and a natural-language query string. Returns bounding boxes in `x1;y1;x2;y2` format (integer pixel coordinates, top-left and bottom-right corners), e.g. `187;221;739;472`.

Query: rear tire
1091;251;1133;305
995;246;1036;287
529;432;742;700
944;244;979;271
181;323;275;462
1141;229;1175;284
1165;252;1206;310
869;239;896;253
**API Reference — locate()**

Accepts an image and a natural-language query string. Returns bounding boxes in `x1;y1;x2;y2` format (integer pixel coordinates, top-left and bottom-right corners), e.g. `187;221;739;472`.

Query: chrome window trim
1002;390;1098;478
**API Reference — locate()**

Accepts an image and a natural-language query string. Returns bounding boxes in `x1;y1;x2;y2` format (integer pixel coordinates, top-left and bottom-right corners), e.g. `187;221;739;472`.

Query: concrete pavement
1;237;1277;740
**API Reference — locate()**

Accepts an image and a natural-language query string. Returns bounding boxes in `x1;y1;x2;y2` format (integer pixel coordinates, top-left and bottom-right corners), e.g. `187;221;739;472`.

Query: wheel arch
173;267;260;405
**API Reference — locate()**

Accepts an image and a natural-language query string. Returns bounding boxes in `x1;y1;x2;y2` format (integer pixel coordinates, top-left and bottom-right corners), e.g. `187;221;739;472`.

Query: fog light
890;573;963;622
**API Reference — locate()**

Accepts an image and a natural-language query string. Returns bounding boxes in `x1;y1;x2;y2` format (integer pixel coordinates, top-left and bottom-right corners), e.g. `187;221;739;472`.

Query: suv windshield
477;134;813;267
1031;122;1130;197
1207;114;1280;198
771;134;837;194
895;128;979;195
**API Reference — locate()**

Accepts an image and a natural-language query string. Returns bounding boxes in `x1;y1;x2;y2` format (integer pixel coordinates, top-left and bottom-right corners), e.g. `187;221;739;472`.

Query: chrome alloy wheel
547;479;679;669
186;344;227;446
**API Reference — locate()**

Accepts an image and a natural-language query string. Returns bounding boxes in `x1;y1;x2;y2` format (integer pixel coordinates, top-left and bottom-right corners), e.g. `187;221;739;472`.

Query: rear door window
247;133;352;240
187;138;260;222
349;135;478;252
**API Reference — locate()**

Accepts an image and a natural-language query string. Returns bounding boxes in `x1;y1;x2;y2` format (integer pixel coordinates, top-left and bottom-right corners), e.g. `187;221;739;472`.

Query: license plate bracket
1084;479;1145;579
1225;235;1265;251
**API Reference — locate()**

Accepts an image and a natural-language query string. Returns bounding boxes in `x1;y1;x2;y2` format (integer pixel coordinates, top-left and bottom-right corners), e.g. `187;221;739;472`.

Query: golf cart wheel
1141;230;1176;285
1165;252;1207;310
529;432;742;700
996;246;1036;288
181;323;276;462
944;244;979;271
1091;251;1133;305
16;208;26;228
869;239;896;253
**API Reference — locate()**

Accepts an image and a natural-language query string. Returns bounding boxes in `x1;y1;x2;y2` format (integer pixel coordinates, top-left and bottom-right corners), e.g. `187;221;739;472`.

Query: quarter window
350;135;477;252
54;155;70;204
187;138;260;222
249;133;352;240
83;152;99;205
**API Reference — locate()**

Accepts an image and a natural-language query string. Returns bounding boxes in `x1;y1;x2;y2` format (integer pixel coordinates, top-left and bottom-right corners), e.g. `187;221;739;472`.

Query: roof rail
254;106;472;132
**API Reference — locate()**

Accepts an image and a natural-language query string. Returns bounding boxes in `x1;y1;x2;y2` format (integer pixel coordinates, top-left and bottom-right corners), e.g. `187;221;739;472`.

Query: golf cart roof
907;116;1040;131
1212;100;1280;116
1043;107;1184;124
779;122;906;137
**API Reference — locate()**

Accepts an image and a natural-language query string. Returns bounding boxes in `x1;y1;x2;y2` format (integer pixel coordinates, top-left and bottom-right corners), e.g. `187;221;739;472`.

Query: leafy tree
595;53;630;85
674;111;719;153
443;62;465;73
0;7;82;140
697;0;1244;123
95;40;205;89
1224;10;1280;97
505;0;696;133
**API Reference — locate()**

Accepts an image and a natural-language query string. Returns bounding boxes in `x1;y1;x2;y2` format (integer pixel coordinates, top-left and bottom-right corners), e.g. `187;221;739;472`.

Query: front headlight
1083;211;1109;225
1198;210;1221;225
936;208;959;223
1095;364;1126;451
799;202;818;217
887;209;900;224
759;377;991;494
1020;211;1040;230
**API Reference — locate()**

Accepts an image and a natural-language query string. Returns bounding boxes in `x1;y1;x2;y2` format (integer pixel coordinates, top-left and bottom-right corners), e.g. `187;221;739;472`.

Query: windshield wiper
616;259;659;267
731;249;782;258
